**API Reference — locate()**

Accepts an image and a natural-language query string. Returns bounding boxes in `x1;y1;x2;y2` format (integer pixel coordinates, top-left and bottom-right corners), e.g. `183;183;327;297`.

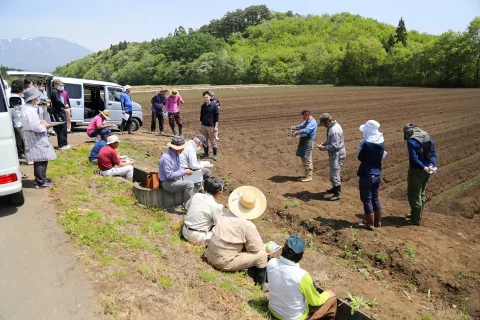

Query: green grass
157;276;174;287
138;265;151;276
112;270;127;278
404;242;416;262
220;280;239;292
200;270;218;282
140;220;167;235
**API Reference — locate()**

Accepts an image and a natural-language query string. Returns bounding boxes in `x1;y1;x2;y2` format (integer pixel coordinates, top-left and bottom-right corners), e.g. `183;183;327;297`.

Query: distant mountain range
0;37;92;72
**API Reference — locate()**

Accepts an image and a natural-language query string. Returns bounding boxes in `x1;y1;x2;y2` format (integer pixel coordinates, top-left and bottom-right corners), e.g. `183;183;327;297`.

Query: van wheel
130;118;141;132
10;190;25;206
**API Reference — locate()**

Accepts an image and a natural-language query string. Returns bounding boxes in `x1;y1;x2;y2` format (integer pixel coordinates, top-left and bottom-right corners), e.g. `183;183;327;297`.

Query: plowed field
132;86;480;319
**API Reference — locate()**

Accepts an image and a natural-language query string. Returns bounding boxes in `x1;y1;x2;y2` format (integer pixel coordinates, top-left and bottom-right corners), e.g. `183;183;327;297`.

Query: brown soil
131;87;480;319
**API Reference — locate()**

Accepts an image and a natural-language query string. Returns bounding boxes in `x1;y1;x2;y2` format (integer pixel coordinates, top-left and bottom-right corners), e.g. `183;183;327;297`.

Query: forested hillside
54;5;480;87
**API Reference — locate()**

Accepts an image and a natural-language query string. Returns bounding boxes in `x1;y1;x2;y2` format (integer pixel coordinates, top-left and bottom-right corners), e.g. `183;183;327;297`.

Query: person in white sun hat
97;135;135;180
204;185;268;290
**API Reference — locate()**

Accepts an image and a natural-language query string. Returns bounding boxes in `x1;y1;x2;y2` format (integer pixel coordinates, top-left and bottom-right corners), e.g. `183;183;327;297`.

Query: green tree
396;17;407;47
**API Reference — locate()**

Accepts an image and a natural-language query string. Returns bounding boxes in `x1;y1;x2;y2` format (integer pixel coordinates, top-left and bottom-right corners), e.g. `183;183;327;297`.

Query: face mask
36;98;41;105
194;143;201;151
58;86;64;91
39;86;44;91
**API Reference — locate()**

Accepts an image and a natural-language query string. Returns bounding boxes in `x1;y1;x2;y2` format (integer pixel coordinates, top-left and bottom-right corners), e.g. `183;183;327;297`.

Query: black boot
213;147;218;161
330;185;341;201
255;267;268;291
200;147;209;159
178;124;183;136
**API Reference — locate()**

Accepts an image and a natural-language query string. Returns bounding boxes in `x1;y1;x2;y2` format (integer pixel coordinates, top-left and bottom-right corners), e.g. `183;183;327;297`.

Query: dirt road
0;142;105;320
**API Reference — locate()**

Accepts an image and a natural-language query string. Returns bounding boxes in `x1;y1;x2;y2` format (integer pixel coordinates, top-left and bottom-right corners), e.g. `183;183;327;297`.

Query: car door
63;82;83;122
105;86;123;124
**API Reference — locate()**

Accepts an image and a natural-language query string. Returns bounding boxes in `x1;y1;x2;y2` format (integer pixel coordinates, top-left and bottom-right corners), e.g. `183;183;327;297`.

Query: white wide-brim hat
359;120;380;133
228;186;267;220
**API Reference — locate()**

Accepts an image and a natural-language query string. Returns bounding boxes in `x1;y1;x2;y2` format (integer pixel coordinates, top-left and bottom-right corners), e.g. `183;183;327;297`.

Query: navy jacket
407;138;437;169
357;141;384;177
200;101;219;127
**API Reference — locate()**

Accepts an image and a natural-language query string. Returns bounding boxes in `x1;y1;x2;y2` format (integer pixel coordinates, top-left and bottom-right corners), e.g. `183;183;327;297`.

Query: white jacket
179;140;202;170
9;93;25;128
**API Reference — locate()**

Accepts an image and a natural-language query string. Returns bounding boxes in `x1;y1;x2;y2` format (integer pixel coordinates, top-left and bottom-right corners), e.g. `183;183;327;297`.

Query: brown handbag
146;172;160;189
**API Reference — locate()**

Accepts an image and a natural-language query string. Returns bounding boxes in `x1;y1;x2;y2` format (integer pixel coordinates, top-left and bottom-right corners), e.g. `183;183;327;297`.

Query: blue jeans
359;175;382;215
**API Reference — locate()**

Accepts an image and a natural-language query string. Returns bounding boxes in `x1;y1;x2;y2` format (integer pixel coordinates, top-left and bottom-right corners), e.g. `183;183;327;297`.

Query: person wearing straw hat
86;110;112;140
204;186;268;289
119;85;133;134
290;110;318;182
165;89;184;136
159;136;195;208
358;120;385;230
97;135;135;180
20;87;57;188
151;88;168;134
318;113;346;201
182;178;225;245
267;235;337;320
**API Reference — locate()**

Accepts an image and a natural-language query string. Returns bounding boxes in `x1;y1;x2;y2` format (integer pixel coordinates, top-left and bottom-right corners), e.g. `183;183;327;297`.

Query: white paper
122;113;130;121
183;170;203;183
383;151;388;159
49;121;66;126
200;160;214;168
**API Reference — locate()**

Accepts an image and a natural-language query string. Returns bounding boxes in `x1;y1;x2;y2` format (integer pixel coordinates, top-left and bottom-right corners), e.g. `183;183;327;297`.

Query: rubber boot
374;210;382;228
364;213;375;231
213;148;218;161
254;267;268;292
178;124;183;136
330;185;341;201
326;187;335;194
200;147;209;159
301;169;313;182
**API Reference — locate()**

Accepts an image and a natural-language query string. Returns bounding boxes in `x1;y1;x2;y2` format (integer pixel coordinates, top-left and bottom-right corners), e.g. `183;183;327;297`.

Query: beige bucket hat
228;186;267;220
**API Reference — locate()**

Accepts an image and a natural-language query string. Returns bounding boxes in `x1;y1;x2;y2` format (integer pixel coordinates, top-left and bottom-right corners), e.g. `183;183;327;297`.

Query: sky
0;0;478;51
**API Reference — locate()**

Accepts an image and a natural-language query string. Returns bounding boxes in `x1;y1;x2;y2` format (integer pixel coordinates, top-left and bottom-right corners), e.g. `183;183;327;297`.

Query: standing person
151;88;168;134
119;85;133;134
86;110;112;140
403;123;437;226
9;80;27;162
290;110;318;182
50;79;70;150
200;93;219;161
23;78;34;89
20;87;56;188
59;86;72;133
36;80;55;136
205;90;220;140
97;135;135;180
318;113;346;201
159;136;195;210
165;89;184;136
204;186;268;290
357;120;385;230
267;236;337;320
179;134;212;193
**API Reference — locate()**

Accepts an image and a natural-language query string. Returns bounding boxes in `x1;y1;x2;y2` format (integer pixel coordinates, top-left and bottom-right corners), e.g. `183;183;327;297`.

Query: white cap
106;135;120;145
124;85;131;91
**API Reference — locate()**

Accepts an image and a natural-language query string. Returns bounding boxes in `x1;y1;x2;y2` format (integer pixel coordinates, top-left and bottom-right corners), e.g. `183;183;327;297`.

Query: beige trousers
301;153;313;170
205;250;267;271
201;125;217;148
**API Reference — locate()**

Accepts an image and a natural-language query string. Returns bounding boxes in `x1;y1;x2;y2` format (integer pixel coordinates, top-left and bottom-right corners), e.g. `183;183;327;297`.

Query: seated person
204;186;268;289
159;136;194;209
179;134;212;193
97;135;134;180
182;178;224;245
267;236;337;320
88;128;111;164
87;110;112;139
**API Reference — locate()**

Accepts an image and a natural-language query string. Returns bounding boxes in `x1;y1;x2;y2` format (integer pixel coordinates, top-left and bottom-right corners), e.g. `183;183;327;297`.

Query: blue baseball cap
285;235;305;254
100;128;112;136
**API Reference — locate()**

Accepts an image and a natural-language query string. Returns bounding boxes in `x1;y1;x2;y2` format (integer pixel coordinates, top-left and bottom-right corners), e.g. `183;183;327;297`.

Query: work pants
201;125;217;148
34;161;49;185
168;112;182;135
359;175;382;215
162;179;194;204
101;165;134;180
308;297;338;320
120;111;133;133
151;111;164;132
328;148;346;187
407;167;430;225
52;111;68;148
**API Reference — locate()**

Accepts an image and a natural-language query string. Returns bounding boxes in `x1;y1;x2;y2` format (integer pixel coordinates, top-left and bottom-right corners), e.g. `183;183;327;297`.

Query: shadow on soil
313;216;358;231
268;175;302;183
354;213;411;228
284;191;330;202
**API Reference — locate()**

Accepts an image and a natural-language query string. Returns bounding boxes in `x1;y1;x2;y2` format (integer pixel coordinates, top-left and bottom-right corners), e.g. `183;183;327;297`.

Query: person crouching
97;135;134;180
88;128;112;164
204;186;268;290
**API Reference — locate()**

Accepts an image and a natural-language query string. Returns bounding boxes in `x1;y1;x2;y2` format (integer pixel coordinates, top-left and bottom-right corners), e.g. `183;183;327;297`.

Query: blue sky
0;0;478;51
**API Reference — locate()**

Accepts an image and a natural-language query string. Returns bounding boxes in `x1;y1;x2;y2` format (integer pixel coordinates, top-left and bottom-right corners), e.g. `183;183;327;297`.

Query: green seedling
347;293;377;315
404;242;415;261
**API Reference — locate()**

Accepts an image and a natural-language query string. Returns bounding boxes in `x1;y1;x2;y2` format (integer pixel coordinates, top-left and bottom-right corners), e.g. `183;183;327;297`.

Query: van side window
108;88;123;102
64;84;82;99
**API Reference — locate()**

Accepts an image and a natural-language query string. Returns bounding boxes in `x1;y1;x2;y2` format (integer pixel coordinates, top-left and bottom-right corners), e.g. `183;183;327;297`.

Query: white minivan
6;71;144;132
0;74;24;206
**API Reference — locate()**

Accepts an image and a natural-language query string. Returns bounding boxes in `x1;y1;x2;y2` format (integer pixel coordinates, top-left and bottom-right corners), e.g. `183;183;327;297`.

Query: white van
6;72;144;132
0;74;24;205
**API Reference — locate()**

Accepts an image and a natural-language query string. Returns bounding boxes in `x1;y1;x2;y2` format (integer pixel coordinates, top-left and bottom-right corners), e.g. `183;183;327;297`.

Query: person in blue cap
267;236;337;320
88;128;112;164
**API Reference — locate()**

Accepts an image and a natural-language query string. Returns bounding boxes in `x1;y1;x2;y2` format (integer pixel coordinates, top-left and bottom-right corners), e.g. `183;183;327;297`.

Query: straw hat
99;110;111;120
228;186;267;220
171;89;178;95
167;136;187;150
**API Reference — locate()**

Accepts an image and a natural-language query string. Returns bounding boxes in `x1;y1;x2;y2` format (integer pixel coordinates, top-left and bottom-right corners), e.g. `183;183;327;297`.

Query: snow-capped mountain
0;37;92;72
